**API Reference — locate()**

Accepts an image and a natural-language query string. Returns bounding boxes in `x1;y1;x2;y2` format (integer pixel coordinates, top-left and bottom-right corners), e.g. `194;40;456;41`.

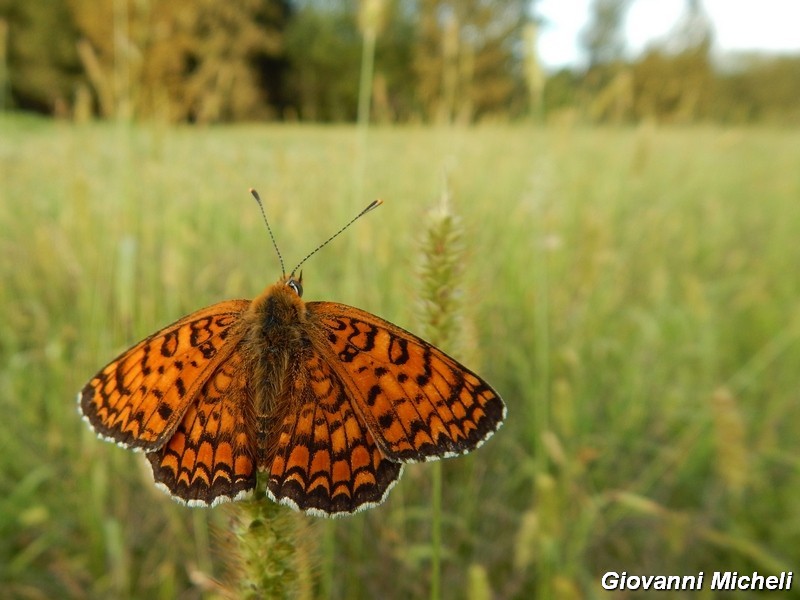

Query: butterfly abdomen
242;282;315;466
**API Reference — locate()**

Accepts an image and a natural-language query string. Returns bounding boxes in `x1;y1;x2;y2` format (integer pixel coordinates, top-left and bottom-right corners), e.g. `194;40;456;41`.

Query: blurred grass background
2;114;799;598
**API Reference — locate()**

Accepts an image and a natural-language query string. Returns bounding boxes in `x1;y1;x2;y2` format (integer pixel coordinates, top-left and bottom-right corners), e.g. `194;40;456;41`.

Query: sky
536;0;800;69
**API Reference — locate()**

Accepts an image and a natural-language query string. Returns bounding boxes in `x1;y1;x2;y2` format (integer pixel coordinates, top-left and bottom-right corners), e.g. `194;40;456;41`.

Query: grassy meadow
1;114;799;598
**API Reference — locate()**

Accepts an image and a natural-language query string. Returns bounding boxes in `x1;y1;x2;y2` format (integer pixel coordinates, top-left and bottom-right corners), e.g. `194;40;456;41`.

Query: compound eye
287;278;303;297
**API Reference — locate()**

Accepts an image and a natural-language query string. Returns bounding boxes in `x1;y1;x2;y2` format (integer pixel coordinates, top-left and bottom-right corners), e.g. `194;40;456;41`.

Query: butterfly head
252;273;306;321
250;188;380;302
285;271;303;298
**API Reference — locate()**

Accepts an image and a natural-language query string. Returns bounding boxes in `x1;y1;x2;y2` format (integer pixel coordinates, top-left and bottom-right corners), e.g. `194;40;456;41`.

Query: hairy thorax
240;281;311;456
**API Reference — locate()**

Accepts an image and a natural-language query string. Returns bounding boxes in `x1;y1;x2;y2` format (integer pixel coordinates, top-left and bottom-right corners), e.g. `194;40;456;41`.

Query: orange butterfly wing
147;348;257;505
80;281;505;514
305;302;506;463
267;349;402;516
79;300;250;451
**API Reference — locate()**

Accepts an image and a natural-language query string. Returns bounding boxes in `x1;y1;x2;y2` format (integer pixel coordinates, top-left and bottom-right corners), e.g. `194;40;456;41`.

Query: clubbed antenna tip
250;188;286;277
289;198;384;276
249;190;383;278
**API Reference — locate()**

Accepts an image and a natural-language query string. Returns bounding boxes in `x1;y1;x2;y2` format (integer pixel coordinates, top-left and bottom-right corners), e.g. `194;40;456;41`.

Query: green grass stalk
224;485;306;599
416;181;467;600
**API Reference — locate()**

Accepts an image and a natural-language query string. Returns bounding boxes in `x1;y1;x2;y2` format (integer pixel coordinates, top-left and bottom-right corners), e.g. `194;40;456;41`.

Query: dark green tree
67;0;291;121
412;0;528;123
630;0;713;122
0;0;83;114
580;0;630;68
284;3;362;121
579;0;632;120
713;55;800;124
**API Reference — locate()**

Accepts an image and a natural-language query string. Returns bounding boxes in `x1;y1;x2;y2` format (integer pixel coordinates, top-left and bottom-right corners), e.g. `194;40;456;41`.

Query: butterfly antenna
290;199;383;276
250;188;286;277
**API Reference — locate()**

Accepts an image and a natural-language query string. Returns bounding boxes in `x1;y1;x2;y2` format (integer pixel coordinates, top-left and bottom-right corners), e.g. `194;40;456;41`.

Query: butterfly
79;191;506;517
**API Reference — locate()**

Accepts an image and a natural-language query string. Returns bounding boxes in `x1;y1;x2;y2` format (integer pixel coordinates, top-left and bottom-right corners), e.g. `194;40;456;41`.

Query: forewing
307;302;506;462
79;300;250;450
147;348;256;506
267;350;402;517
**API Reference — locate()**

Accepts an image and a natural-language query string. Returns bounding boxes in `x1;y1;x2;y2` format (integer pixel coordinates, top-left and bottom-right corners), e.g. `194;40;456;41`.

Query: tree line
0;0;797;124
